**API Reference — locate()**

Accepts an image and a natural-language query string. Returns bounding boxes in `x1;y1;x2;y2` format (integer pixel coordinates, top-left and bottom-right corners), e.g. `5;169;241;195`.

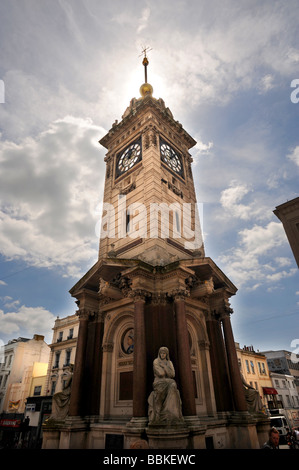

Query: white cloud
195;140;213;154
0;304;56;343
4;299;20;309
137;7;151;33
0;281;7;286
219;221;295;289
258;74;275;93
275;257;292;267
220;181;251;219
219;180;269;221
0;116;106;278
287;147;299;167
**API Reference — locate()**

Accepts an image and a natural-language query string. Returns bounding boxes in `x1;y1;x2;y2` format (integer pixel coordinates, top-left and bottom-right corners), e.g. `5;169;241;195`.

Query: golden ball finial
140;82;153;98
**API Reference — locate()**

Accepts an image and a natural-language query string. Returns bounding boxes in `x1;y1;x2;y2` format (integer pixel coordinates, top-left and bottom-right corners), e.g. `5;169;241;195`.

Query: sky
0;0;298;353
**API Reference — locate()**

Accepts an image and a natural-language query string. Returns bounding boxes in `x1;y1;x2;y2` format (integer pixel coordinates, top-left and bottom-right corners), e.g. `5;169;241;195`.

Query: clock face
116;139;141;177
160;139;184;177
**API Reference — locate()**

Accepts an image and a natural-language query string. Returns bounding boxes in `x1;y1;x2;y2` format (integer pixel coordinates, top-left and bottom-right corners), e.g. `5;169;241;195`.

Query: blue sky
0;0;298;352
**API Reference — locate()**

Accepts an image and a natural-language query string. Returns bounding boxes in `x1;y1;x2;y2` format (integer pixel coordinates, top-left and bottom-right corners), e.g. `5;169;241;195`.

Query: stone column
206;316;233;412
222;313;248;412
174;293;196;417
132;291;147;418
198;340;216;416
89;312;104;415
69;310;89;416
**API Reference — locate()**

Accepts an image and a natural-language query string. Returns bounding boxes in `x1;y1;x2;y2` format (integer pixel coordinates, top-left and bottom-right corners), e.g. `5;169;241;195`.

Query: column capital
76;308;94;321
129;289;151;303
170;288;190;302
151;292;167;305
209;291;233;318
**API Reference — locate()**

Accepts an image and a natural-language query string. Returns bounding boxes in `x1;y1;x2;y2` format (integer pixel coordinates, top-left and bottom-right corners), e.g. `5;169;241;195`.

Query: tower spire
139;46;153;98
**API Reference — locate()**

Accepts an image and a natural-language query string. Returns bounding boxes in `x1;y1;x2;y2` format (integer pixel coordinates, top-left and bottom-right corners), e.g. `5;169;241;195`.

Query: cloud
287;146;299;167
137;7;151;33
0;280;7;286
0;116;106;278
4;299;20;309
258;74;275;93
0;304;56;343
219;180;269;221
218;221;296;289
275;257;292;267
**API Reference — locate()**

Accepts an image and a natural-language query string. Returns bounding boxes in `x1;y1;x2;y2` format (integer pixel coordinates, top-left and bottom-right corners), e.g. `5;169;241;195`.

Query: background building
0;335;49;448
262;350;299;394
0;335;49;414
4;362;48;414
45;314;79;396
270;372;299;410
236;343;273;412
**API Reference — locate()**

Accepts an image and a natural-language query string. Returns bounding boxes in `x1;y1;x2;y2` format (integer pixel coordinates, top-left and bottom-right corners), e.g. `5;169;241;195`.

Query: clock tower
42;54;270;450
98;66;204;266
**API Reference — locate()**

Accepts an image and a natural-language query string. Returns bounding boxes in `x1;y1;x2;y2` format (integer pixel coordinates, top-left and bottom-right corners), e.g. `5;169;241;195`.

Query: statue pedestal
146;424;189;449
42;416;89;449
228;411;260;449
184;416;207;449
124;417;149;449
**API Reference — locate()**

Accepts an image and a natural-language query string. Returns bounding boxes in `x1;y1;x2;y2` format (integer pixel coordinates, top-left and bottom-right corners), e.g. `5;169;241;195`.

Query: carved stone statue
49;365;73;421
241;372;263;413
148;347;184;425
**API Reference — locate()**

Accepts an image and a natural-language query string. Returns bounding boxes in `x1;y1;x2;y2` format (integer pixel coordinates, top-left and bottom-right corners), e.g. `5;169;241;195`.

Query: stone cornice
99;95;196;151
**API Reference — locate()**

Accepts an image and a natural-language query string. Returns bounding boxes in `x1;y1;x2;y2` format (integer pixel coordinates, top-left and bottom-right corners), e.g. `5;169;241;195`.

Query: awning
262;387;278;395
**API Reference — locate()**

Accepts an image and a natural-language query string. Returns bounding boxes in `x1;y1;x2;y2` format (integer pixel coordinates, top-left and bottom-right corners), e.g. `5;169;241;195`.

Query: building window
0;376;2;387
50;381;56;395
286;395;291;406
67;328;74;340
261;363;266;374
54;352;60;368
33;385;42;396
57;331;63;342
7;355;12;367
3;375;8;387
250;361;255;374
255;382;258;390
282;380;287;388
64;349;71;366
245;360;250;373
278;394;283;404
275;379;280;388
258;362;261;374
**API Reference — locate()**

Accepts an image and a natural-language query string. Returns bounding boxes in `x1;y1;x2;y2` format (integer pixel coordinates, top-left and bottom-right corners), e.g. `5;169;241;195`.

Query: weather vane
139;46;152;84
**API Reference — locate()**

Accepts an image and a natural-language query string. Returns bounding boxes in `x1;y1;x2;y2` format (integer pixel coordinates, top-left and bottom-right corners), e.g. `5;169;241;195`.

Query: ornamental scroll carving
209;294;233;318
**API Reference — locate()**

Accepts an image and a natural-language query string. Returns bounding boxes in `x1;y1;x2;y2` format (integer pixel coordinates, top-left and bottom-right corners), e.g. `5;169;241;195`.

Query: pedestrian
262;427;280;449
